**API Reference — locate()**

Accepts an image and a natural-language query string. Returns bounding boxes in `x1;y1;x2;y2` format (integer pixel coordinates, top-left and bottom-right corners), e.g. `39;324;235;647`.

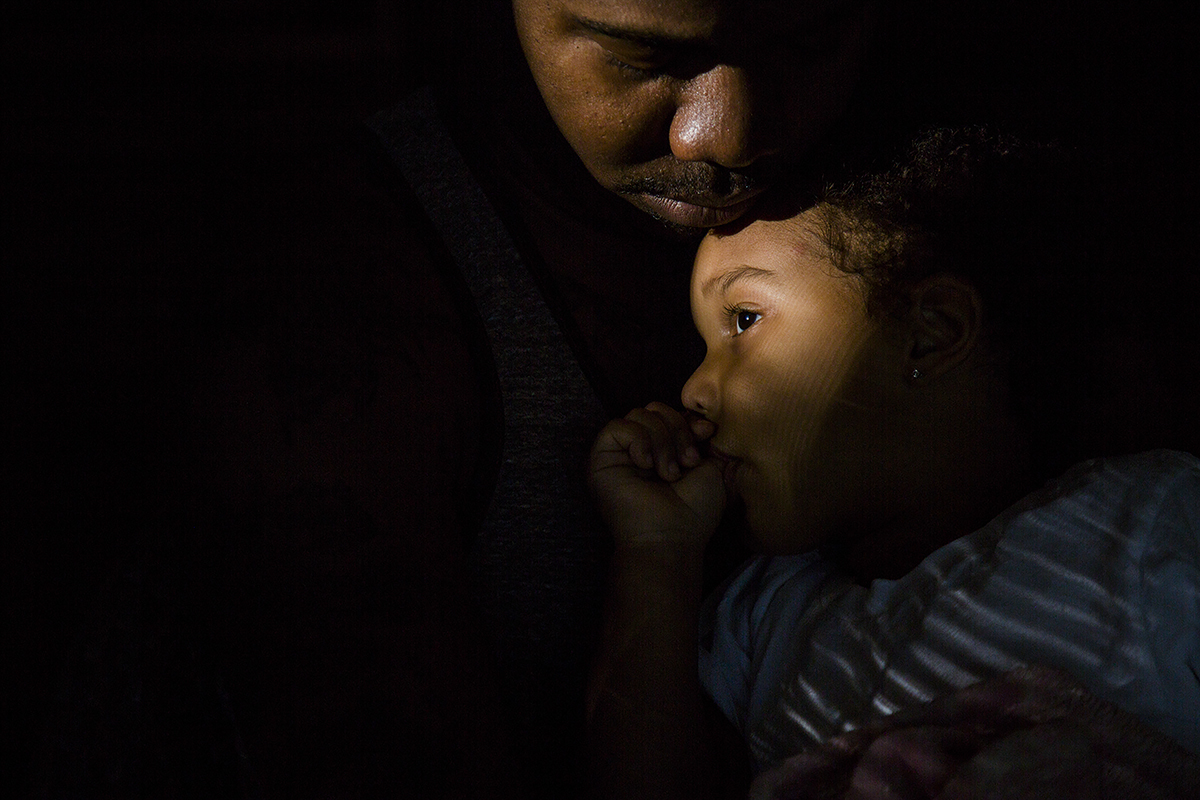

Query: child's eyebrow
701;265;778;298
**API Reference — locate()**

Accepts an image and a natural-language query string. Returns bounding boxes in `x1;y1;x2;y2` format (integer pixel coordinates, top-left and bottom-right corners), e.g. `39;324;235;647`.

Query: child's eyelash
723;304;762;335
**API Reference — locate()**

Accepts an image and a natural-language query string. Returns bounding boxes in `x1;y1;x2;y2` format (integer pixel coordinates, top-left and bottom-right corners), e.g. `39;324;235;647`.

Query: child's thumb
674;459;727;536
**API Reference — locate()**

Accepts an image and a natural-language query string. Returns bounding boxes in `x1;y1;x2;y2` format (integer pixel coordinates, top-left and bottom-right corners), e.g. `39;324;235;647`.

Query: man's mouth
631;188;765;228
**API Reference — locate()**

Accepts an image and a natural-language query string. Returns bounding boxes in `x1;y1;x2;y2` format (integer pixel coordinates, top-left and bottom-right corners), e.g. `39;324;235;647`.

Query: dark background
3;1;1198;795
3;2;445;790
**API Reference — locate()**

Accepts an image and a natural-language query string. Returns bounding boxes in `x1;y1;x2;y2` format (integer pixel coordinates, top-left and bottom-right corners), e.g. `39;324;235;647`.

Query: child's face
682;211;909;554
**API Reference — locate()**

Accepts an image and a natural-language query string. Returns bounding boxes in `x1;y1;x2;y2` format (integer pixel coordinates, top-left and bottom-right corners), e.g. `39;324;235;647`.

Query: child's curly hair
814;126;1110;478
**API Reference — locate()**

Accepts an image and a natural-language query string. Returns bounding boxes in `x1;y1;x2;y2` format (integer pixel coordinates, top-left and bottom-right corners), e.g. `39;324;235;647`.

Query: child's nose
681;356;718;418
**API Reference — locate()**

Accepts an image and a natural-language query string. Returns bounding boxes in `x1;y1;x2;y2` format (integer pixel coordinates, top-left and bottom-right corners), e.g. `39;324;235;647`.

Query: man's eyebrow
573;16;699;49
701;266;779;298
574;1;864;53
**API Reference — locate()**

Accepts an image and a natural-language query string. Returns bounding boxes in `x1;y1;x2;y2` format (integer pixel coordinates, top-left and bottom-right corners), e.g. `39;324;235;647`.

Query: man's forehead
563;0;719;26
545;0;853;41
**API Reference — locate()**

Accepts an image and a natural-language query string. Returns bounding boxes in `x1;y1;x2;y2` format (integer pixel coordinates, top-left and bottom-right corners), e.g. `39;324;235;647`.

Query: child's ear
905;273;982;380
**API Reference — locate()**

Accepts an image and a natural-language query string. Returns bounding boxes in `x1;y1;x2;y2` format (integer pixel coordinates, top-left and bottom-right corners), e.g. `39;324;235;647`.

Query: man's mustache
616;160;769;200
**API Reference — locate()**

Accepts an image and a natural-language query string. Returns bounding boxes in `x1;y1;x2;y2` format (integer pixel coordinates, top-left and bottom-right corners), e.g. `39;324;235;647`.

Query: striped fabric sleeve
1137;452;1200;751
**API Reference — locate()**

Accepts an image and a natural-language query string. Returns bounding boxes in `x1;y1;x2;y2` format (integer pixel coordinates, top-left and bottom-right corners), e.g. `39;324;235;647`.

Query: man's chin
644;214;713;240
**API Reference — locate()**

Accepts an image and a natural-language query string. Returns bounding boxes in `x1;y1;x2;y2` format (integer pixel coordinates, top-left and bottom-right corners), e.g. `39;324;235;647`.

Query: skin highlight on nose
670;65;763;168
511;0;870;229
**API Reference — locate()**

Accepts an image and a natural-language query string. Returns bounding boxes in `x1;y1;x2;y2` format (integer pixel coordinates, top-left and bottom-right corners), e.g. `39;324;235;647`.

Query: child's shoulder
1062;448;1200;485
989;449;1200;576
1025;449;1200;530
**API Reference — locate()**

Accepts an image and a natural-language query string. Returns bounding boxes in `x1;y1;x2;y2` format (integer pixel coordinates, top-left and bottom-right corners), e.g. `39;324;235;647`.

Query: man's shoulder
187;112;497;502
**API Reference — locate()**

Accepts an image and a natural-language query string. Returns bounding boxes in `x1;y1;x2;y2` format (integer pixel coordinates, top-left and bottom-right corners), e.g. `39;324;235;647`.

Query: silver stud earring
910;368;922;381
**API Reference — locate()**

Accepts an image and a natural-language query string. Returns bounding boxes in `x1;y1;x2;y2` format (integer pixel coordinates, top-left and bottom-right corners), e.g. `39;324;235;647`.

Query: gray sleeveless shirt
368;88;609;794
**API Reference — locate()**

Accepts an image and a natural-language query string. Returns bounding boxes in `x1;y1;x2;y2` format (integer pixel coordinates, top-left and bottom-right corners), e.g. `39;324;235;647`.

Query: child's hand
588;401;725;549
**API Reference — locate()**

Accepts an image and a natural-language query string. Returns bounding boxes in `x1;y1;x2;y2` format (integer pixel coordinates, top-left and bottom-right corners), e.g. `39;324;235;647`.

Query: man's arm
750;666;1200;800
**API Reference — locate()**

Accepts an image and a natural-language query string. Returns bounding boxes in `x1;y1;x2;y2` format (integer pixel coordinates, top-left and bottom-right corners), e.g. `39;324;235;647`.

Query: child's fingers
600;402;710;482
625;406;682;481
593;418;655;472
688;414;715;442
643;402;703;469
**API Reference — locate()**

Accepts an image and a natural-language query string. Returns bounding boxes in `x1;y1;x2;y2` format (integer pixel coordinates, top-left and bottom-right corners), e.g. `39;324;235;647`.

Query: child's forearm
586;542;722;800
585;403;732;798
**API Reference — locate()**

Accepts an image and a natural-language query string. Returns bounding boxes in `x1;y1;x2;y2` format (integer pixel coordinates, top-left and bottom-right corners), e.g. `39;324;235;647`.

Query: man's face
682;212;905;554
511;0;871;231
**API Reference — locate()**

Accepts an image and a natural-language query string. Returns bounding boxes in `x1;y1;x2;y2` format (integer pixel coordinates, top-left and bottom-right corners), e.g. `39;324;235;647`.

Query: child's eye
736;311;760;334
729;308;761;336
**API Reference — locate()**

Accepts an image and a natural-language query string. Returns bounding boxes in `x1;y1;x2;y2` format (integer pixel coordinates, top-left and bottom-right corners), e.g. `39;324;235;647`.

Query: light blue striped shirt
699;450;1200;771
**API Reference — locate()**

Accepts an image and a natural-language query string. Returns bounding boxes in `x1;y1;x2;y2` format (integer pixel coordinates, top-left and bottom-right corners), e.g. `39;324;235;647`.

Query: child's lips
707;444;742;492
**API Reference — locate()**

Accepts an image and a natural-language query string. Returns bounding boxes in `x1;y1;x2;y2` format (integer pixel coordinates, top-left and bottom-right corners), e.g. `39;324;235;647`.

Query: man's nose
669;64;778;169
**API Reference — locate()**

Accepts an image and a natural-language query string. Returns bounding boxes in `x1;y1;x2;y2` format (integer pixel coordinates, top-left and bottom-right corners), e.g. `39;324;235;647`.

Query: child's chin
745;514;818;556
